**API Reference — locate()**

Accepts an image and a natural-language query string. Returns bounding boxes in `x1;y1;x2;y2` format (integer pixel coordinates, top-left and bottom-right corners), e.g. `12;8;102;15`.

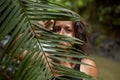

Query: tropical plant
0;0;94;80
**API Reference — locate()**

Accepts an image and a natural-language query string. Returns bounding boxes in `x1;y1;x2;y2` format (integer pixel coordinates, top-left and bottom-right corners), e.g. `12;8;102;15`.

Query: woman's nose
59;29;65;35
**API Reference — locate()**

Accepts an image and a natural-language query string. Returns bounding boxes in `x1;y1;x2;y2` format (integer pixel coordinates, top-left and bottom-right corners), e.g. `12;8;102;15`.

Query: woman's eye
66;29;72;32
56;29;61;31
54;28;61;32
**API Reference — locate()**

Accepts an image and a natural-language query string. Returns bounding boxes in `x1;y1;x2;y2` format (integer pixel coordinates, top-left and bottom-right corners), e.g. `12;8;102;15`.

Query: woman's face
54;21;75;37
53;21;75;47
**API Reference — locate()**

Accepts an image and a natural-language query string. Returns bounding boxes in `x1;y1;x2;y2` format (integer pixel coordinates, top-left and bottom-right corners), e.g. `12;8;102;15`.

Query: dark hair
73;20;88;55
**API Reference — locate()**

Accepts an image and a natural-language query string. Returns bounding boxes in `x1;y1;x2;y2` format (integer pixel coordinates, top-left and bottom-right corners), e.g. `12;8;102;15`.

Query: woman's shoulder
80;58;98;79
81;58;96;67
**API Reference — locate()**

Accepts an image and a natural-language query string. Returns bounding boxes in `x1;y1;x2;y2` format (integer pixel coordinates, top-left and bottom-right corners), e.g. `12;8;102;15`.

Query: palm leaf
0;0;94;80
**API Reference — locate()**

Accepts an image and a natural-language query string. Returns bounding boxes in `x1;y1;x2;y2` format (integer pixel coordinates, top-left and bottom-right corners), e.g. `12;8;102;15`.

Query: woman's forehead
55;21;73;26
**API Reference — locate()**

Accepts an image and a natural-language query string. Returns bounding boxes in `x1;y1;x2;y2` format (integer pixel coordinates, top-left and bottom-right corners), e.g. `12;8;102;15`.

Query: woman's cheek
59;42;72;48
65;33;74;37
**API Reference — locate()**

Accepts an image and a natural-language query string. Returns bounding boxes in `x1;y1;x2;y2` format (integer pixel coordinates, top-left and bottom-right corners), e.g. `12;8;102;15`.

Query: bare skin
38;20;98;79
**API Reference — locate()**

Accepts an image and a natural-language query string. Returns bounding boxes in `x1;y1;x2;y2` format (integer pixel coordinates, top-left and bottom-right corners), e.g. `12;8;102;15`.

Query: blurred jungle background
48;0;120;80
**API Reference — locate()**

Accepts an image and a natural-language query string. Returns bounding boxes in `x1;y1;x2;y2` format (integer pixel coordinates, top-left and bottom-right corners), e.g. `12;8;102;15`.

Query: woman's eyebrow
65;26;72;28
54;26;60;28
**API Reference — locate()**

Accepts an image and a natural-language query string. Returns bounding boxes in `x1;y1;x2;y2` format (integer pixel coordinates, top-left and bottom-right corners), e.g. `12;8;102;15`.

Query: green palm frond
0;0;94;80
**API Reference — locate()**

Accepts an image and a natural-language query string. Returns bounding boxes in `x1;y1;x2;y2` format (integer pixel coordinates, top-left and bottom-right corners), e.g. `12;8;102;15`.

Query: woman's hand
30;20;54;38
38;20;54;30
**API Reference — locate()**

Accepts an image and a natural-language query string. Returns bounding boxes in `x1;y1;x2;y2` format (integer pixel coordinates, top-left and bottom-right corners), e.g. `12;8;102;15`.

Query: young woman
38;20;98;80
3;20;97;80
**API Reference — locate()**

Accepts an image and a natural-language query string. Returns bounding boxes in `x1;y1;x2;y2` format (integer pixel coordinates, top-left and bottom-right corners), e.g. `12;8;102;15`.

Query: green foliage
0;0;93;80
49;0;93;13
49;0;120;39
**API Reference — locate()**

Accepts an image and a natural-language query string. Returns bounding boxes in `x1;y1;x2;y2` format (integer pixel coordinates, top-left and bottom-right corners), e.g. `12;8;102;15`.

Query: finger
37;21;45;27
44;20;54;28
